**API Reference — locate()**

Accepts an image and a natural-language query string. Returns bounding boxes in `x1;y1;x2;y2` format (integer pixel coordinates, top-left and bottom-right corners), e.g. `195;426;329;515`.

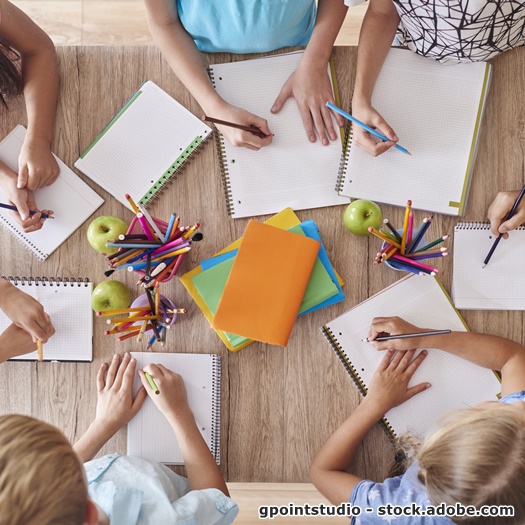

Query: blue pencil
0;202;53;219
164;213;177;243
326;102;411;156
407;216;433;253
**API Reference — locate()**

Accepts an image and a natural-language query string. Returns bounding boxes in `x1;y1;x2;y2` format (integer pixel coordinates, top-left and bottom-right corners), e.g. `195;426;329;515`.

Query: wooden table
0;46;524;483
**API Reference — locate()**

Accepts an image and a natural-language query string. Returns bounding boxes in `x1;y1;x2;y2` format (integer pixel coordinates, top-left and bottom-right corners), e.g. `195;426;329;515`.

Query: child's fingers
396;349;417;371
112;352;131;390
405;349;428;377
387;349;406;369
297;104;317;144
271;81;292;115
405;382;431;401
17;164;29;189
143;363;163;377
378;349;395;371
327;95;345;128
499;212;525;235
121;355;137;392
105;353;121;388
310;106;329;146
131;386;148;414
97;362;108;391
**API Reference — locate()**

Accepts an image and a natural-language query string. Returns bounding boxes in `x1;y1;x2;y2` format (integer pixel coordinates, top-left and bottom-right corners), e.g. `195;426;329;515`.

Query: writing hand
367;316;429;351
487;190;525;239
18;138;60;190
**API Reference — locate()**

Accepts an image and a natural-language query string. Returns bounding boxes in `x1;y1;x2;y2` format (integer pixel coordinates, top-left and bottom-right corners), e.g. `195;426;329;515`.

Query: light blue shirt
350;391;525;524
85;454;238;525
176;0;317;53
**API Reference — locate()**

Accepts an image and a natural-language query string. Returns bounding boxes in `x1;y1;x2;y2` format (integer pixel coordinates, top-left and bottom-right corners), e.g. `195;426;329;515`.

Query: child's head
0;37;23;106
0;414;88;525
417;403;525;524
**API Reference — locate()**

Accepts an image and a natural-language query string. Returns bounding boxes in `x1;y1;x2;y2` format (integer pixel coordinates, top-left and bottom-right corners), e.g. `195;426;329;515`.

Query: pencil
144;371;159;394
125;194;141;214
368;227;402;249
406;210;414;248
325;102;412;156
483;184;525;268
407;217;432;253
400;200;412;254
413;235;449;253
202;115;270;139
362;329;451;342
97;307;149;316
383;219;402;242
164;213;177;243
37;340;43;362
0;203;54;219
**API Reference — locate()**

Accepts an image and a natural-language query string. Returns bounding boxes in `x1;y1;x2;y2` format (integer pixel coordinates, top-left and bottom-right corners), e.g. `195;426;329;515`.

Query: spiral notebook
208;51;348;218
74;81;212;210
0;126;104;260
128;352;221;465
452;222;525;310
336;48;492;216
0;277;93;362
321;275;501;441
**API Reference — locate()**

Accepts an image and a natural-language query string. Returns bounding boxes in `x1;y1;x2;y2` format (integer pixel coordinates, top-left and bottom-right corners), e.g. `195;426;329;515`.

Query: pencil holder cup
381;229;426;272
126;216;178;283
131;294;177;335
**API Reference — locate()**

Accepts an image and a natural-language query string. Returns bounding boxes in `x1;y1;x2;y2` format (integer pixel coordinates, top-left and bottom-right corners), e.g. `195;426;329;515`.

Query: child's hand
18;138;60;190
351;96;398;157
487;190;525;238
367;316;429;351
138;364;193;423
365;349;430;414
271;60;344;146
0;281;55;343
210;101;272;150
0;323;39;361
0;166;52;233
95;353;147;433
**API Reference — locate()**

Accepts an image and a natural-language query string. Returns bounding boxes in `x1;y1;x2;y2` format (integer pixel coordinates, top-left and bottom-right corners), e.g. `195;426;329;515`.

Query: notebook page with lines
0;126;103;261
338;49;491;216
75;81;212;210
209;52;347;218
128;353;221;465
452;223;525;309
1;278;93;362
322;275;500;440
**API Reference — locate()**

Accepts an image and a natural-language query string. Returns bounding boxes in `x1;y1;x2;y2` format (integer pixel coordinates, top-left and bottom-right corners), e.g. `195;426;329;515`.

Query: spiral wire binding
1;276;90;286
0;214;47;260
211;355;221;464
321;325;397;444
335;121;353;194
207;66;235;217
455;222;525;231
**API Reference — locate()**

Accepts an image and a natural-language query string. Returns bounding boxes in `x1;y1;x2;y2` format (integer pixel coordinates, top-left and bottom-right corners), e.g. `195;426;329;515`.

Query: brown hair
417;404;525;525
0;415;88;525
0;35;23;107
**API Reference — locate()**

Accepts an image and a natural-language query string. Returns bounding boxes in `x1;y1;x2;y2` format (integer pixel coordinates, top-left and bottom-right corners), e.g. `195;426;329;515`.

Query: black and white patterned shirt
346;0;525;63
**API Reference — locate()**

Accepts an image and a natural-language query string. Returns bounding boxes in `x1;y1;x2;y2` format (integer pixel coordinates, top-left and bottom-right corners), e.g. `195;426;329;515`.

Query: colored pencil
483;183;525;268
150;236;187;256
96;307;149;316
407;217;432;253
362;329;451;342
37;340;43;362
404;247;446;258
392;254;438;273
182;223;200;240
383;219;402;242
136;213;156;240
409;252;448;261
414;235;449;253
144;371;160;394
145;333;156;350
325;102;412;155
407;210;414;248
137;204;164;240
369;227;401;249
118;233;148;241
202;115;269;139
106;242;162;249
400;200;412;254
164;213;177;243
125;193;141;214
105;323;153;336
0;203;54;219
137;320;149;342
389;260;425;276
108;315;161;323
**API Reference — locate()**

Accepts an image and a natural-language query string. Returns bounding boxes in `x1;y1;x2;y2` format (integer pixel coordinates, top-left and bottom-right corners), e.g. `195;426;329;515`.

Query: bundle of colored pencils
96;285;184;348
105;194;202;286
369;200;450;276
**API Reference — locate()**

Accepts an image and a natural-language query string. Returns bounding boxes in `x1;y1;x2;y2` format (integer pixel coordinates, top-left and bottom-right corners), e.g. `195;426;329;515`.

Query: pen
0;203;54;219
144;371;159;394
483;183;525;268
325;102;412;156
362;329;451;342
202;115;270;139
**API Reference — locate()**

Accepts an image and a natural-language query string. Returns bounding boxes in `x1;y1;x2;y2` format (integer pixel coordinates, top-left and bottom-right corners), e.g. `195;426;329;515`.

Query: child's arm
73;353;147;462
368;316;525;397
138;363;230;496
351;0;400;156
310;349;429;504
0;0;59;190
271;0;348;146
143;0;272;151
487;189;525;238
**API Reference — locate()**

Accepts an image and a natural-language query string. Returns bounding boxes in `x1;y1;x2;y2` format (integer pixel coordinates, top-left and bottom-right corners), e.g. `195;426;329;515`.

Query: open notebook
209;51;348;218
337;48;491;216
321;275;501;441
75;81;212;210
0;126;104;260
0;277;93;362
452;222;525;309
128;353;221;465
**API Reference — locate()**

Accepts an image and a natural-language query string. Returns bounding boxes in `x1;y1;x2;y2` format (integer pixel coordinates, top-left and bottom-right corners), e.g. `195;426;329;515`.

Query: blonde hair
417;404;525;525
0;415;87;525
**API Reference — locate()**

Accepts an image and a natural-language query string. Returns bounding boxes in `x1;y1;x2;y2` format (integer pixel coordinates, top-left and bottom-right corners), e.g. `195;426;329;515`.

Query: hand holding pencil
487;188;525;239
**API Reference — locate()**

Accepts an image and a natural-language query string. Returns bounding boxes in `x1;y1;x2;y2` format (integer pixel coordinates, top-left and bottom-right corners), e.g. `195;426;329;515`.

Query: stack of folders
180;209;345;350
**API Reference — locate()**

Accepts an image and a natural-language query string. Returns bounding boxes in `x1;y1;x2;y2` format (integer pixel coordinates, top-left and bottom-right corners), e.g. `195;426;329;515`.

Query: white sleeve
344;0;366;6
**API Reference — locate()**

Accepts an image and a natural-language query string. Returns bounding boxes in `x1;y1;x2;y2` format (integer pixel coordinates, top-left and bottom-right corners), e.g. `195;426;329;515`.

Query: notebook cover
212;221;320;346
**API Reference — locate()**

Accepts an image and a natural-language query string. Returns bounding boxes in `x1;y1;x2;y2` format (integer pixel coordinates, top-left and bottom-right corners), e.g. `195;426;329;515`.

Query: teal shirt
176;0;317;53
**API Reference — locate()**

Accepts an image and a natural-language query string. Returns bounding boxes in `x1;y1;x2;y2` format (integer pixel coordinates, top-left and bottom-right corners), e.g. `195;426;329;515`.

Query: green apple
343;199;383;236
87;215;129;255
91;280;132;312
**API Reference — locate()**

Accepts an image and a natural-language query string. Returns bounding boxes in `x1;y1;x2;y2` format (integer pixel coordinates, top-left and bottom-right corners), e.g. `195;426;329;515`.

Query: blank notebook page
2;280;93;361
324;275;500;439
452;223;525;309
210;52;347;218
0;126;104;260
128;353;220;465
341;49;488;216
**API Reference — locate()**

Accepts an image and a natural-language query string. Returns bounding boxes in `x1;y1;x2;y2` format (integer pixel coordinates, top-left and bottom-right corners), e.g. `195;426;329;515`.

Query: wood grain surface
0;46;523;484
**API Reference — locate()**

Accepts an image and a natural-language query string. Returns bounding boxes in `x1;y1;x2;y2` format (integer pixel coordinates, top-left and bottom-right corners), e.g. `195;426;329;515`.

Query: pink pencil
137;213;156;241
392;254;439;273
406;210;414;247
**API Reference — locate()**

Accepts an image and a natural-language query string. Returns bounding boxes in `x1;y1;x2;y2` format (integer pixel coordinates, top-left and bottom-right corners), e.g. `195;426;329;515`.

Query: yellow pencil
368;227;401;249
37;340;43;362
137;320;149;342
154;283;160;317
400;200;412;254
96;307;147;316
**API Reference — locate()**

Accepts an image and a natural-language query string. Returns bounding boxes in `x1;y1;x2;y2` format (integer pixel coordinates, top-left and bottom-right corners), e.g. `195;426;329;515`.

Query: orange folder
212;220;320;346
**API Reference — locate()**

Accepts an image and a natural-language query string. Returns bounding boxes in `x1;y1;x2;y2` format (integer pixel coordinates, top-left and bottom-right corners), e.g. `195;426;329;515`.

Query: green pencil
144;371;159;394
414;235;449;253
